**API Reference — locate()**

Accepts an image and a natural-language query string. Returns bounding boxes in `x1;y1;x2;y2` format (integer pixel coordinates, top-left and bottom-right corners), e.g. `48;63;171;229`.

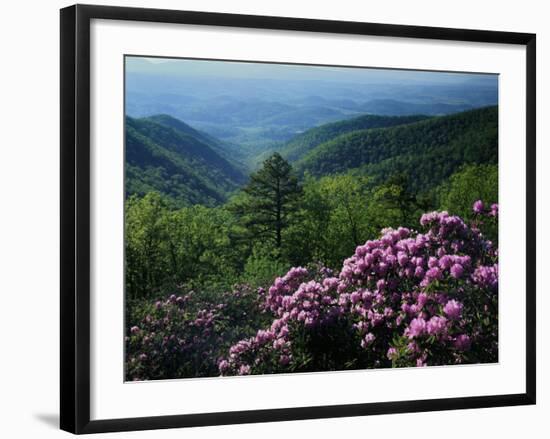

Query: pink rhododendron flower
443;299;463;320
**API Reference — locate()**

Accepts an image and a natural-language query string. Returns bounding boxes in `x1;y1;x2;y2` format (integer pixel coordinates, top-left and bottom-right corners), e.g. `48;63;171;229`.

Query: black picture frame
60;4;536;434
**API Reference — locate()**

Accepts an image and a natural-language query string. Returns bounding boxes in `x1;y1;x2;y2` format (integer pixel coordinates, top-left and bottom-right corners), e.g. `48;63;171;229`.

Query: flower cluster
220;268;347;375
473;200;498;217
126;283;264;381
221;201;499;375
126;292;223;380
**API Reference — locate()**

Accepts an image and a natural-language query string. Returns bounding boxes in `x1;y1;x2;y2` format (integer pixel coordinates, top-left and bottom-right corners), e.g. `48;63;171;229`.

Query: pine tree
233;153;302;249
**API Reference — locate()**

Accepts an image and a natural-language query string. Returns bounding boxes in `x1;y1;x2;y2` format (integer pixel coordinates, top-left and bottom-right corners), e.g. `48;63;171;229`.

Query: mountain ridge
125;115;246;207
295;106;498;192
279;113;431;163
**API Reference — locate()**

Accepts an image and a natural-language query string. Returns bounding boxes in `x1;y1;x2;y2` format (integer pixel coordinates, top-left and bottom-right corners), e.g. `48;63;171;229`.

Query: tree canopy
231;153;302;250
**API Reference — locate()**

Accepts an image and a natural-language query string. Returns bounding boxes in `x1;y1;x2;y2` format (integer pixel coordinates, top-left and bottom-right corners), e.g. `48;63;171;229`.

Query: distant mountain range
126;106;498;206
358;99;475;116
126;67;497;160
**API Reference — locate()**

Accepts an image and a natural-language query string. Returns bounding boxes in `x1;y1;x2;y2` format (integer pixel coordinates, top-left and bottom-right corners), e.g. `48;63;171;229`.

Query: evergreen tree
233;153;302;249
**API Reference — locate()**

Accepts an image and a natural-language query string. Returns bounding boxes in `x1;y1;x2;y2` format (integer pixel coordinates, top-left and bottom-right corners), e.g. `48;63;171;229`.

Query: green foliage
125;192;242;298
242;246;290;288
125;192;170;299
302;174;375;267
162;205;241;287
437;164;498;242
125;172;428;297
370;173;422;228
437;164;498;219
287;173;423;269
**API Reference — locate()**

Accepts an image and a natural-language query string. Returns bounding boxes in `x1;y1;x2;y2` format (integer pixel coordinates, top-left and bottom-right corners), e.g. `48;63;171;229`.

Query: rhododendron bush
126;201;498;380
126;284;268;380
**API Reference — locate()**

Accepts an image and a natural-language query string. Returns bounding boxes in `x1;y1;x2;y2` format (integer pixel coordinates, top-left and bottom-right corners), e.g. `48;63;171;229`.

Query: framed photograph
60;4;536;434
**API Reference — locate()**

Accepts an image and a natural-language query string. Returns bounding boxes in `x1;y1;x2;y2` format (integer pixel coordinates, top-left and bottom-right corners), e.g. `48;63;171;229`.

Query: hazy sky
126;56;498;86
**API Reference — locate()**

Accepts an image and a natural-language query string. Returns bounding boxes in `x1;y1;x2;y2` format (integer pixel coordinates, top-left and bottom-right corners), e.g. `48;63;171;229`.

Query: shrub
220;201;498;375
126;284;267;380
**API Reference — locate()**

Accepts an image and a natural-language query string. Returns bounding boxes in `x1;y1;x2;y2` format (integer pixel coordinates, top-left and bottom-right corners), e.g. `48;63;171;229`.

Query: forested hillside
144;114;243;168
125;107;498;206
279;114;430;162
295;106;498;192
126;115;246;207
